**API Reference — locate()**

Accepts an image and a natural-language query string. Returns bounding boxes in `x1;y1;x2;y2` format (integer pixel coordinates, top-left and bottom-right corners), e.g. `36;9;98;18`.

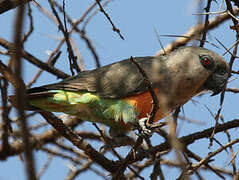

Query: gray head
166;46;229;97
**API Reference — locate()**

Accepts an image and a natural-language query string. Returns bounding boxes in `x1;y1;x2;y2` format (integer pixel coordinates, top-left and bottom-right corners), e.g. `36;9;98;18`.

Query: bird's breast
124;89;174;122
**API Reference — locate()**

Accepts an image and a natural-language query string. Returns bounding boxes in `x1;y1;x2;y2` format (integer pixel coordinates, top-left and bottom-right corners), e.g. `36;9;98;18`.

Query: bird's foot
133;117;153;138
133;117;167;138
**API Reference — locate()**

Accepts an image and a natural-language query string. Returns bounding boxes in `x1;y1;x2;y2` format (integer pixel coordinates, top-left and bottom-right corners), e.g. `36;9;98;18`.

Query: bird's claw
133;117;153;138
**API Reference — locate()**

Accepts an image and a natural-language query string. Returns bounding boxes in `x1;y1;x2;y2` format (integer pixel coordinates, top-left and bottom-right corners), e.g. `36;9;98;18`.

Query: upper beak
203;72;229;96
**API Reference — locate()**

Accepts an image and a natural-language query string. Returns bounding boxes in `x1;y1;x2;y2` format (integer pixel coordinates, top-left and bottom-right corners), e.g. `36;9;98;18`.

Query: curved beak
203;72;229;96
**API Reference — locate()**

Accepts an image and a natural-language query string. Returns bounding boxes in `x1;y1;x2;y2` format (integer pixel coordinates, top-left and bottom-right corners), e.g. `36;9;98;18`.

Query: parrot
10;46;229;135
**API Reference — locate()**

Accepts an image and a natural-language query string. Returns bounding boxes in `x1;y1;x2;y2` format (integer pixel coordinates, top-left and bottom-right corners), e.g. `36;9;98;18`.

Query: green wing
28;90;139;127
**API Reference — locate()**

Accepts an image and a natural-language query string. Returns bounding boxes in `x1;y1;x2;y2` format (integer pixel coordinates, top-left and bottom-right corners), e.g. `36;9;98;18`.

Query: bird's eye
200;55;214;69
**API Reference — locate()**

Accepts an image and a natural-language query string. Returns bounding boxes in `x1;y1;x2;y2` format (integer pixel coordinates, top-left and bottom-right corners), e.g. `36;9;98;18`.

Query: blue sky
0;0;239;179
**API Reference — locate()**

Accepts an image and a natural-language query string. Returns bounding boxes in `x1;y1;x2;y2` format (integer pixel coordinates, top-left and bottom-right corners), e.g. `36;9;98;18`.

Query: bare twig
189;138;239;174
0;116;80;159
82;0;112;30
49;0;80;75
39;111;119;173
27;51;62;88
0;37;69;79
54;2;101;68
130;56;159;125
0;60;18;88
210;2;239;147
22;2;34;43
35;1;101;68
225;0;239;35
95;0;124;40
156;7;239;55
220;116;237;177
150;157;165;180
200;0;212;47
154;28;167;55
133;119;239;163
37;151;55;179
113;137;144;179
185;148;225;179
226;87;239;93
79;30;101;68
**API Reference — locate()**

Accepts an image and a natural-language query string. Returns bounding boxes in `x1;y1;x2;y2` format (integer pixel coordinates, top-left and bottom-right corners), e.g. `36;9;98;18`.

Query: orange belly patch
124;89;169;122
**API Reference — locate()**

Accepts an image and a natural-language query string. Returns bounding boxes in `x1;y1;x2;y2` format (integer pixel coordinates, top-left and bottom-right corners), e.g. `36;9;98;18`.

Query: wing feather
27;56;166;98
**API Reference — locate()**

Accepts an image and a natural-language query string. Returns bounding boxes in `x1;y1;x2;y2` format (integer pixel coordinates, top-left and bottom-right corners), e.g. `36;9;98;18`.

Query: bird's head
165;46;229;99
198;50;229;96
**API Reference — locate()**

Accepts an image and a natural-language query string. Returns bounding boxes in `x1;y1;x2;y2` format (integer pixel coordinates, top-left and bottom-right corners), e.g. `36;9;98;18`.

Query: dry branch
11;1;37;179
134;119;239;162
156;7;239;55
0;37;69;79
39;111;119;173
0;0;32;14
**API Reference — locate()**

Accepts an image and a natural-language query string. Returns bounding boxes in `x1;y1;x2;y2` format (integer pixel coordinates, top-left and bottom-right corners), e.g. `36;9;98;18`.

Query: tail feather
9;91;55;111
